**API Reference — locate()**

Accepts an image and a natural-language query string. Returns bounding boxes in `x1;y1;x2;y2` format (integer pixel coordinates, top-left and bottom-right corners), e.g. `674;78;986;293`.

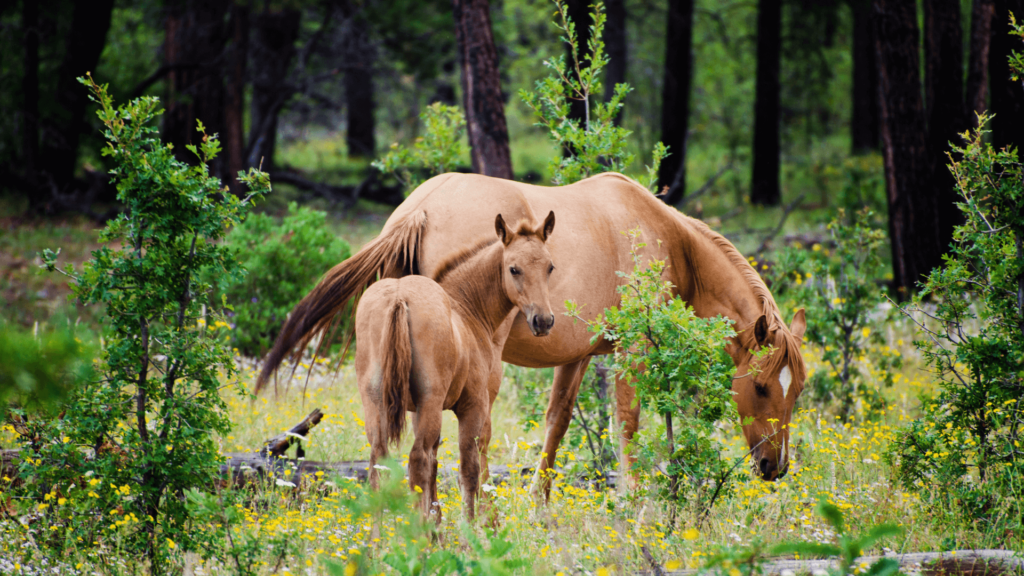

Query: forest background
2;0;1024;574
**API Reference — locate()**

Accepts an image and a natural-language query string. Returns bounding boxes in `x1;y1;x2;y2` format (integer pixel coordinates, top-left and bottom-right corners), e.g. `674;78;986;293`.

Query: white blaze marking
778;366;792;398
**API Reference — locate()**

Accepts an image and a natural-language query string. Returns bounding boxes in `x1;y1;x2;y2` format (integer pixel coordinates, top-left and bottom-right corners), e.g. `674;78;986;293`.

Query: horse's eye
510;266;520;276
548;264;555;274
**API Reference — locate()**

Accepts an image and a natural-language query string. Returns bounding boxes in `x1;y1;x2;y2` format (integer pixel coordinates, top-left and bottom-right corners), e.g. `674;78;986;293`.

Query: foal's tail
254;210;427;395
379;298;413;448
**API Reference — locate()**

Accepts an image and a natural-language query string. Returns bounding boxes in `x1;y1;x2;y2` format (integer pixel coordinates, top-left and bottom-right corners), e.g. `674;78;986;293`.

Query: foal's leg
529;357;592;501
409;406;443;518
455;404;486;521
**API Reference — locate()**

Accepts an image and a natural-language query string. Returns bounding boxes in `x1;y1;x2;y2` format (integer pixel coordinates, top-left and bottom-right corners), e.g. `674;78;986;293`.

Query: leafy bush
30;75;269;573
373;102;467;191
767;209;900;417
519;0;666;188
889;114;1024;529
0;321;95;414
212;201;351;357
567;229;738;518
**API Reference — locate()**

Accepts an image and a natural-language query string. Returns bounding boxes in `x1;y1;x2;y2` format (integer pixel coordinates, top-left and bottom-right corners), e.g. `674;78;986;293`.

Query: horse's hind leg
529;357;591;501
409;406;442;518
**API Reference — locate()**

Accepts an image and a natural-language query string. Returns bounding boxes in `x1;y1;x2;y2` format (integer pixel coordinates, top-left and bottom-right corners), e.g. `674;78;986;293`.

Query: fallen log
664;549;1022;576
2;409;615;489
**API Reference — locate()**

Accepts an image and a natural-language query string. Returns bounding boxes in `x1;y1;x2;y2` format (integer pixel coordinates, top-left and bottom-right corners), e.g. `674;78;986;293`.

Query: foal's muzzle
527;312;555;336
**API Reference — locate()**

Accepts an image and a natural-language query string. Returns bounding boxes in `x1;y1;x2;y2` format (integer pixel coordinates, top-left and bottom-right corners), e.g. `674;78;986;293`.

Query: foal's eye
548;264;555;274
510;266;520;276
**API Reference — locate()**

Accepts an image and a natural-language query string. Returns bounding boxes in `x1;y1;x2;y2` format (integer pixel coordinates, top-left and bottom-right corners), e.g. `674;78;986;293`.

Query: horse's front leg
455;399;486;521
529;356;592;502
614;370;642;494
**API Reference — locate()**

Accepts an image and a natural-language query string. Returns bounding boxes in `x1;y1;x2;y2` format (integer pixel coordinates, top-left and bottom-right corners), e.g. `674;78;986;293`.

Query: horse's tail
254;210;428;395
379;298;413;448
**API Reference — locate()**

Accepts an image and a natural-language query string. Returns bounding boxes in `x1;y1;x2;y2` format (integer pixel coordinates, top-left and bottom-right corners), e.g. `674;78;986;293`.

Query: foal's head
731;309;807;481
495;211;557;336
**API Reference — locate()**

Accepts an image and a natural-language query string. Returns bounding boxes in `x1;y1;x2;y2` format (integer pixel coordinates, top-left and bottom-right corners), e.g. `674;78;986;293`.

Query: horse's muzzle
528;313;555;336
757;456;788;481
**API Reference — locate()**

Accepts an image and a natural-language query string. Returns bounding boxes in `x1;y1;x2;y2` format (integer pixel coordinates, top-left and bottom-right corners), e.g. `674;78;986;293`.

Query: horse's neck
438;243;514;335
675;219;766;331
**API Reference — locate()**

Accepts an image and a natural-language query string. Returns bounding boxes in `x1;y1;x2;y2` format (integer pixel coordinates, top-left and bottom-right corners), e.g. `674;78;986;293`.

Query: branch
755;193;806;255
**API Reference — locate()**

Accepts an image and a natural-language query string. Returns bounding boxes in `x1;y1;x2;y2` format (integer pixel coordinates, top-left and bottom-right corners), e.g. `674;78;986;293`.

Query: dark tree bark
34;0;115;211
564;0;593;129
658;0;695;204
850;0;879;153
990;0;1024;162
223;2;249;196
163;0;230;176
21;0;39;184
452;0;513;179
924;0;967;253
603;0;626;108
874;0;941;295
247;7;301;171
343;14;377;158
751;0;782;206
966;0;994;120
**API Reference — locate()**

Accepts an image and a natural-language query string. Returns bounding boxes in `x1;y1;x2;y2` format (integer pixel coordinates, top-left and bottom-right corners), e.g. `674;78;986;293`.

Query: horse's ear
790;308;806;339
542;211;555;241
753;314;770;347
495;214;510;245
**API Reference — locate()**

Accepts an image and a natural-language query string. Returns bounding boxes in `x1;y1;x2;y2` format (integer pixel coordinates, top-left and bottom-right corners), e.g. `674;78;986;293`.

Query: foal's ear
542;211;556;241
753;314;770;347
790;308;806;339
495;214;510;245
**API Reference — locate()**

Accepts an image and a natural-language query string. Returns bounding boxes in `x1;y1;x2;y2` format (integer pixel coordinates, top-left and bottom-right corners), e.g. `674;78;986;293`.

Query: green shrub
567;229;738;519
767;208;900;417
888;114;1024;529
372;102;467;192
519;0;666;188
30;75;270;573
0;321;95;414
212;201;351;357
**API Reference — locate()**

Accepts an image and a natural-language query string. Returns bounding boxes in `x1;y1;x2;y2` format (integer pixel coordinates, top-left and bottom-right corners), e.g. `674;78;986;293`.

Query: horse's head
495;211;557;336
731;309;807;481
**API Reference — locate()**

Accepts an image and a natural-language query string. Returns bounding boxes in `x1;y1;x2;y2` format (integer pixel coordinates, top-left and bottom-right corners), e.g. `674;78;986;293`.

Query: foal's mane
682;215;806;381
432;237;499;285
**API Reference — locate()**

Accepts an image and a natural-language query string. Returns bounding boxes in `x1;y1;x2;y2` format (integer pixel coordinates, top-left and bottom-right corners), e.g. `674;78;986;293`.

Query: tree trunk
223;2;249;196
21;0;39;185
565;0;593;130
751;0;782;206
248;7;301;171
34;0;115;212
990;0;1024;162
344;15;377;159
452;0;513;179
658;0;695;204
850;0;879;153
924;0;967;254
874;0;941;296
603;0;627;109
966;0;994;121
163;0;230;176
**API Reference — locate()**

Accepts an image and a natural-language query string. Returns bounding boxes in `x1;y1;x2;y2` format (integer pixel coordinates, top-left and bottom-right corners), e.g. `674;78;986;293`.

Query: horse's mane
682;215;806;382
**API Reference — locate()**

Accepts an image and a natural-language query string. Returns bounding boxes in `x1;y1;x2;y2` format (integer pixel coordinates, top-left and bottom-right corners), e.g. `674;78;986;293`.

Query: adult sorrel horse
255;172;806;494
355;210;555;520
